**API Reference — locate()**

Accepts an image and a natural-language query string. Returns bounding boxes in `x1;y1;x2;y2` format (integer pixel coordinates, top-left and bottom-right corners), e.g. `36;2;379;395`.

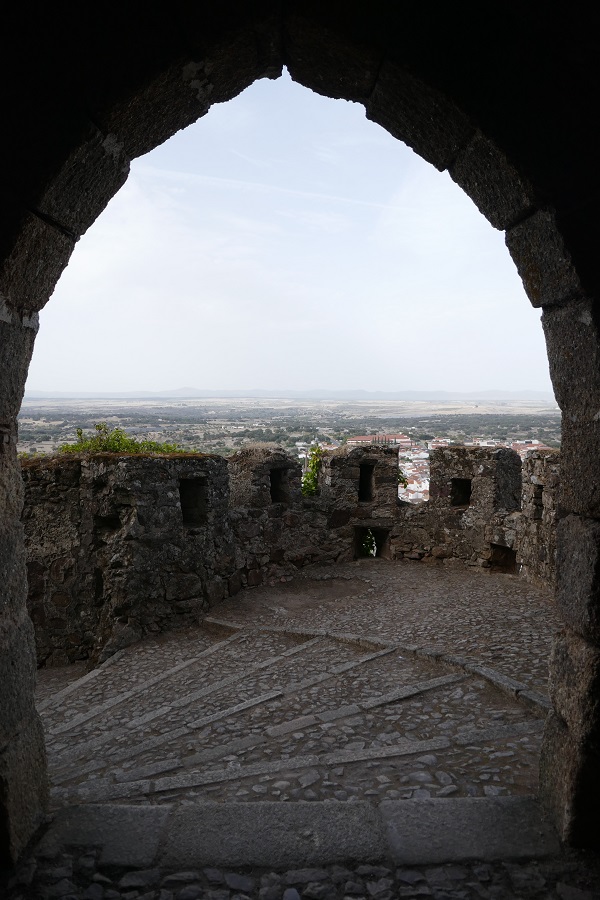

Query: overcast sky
25;70;554;395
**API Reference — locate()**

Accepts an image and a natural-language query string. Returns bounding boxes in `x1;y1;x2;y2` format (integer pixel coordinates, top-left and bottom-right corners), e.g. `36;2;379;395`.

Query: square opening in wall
532;484;544;520
179;477;208;526
358;463;375;502
269;468;289;503
354;526;391;559
489;543;517;573
450;477;472;506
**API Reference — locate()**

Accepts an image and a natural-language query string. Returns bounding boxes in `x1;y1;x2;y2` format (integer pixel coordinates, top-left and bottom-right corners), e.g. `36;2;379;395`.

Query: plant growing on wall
361;528;377;556
301;445;324;496
58;422;187;455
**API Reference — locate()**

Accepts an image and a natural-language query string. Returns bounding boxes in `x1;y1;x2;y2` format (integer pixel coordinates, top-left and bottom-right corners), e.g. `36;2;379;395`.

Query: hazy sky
26;70;554;395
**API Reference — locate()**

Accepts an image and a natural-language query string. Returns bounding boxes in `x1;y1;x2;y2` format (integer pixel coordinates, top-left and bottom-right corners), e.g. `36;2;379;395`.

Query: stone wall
22;445;559;671
391;447;527;572
318;446;400;560
22;454;235;666
499;450;559;587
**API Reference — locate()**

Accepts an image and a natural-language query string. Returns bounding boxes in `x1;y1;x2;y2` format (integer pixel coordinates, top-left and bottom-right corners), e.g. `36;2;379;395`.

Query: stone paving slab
11;564;600;899
36;565;556;832
34;797;559;870
209;564;557;693
36;804;172;868
381;796;561;864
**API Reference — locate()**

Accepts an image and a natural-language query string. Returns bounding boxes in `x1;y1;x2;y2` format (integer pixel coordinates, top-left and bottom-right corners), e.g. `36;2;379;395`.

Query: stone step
45;635;373;767
35;797;560;869
37;629;245;721
35;623;233;713
46;645;459;786
42;629;316;735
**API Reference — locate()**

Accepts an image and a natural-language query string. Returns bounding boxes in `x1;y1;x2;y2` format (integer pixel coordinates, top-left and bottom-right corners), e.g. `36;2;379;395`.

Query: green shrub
58;422;186;455
301;445;324;496
361;528;377;557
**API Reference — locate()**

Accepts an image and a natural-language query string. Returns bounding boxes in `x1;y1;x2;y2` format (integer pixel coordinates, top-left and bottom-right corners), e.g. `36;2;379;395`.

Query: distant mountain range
24;387;557;403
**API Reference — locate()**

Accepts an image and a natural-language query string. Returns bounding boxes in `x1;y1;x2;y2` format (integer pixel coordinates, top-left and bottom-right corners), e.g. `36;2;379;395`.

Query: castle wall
22;454;235;665
515;450;560;585
392;447;524;570
21;445;559;668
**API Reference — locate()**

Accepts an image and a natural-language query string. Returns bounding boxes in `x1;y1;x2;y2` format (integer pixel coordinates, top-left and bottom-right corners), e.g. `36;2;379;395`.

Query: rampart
21;445;559;668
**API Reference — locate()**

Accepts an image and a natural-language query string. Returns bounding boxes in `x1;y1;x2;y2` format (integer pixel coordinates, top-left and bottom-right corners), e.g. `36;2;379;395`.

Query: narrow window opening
358;463;375;502
354;526;391;559
92;512;122;548
489;543;517;573
269;468;289;504
532;484;544;520
451;478;472;507
93;513;121;532
93;569;104;606
179;477;208;526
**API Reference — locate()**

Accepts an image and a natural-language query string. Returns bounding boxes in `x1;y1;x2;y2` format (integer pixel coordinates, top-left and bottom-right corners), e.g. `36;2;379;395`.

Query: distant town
296;432;554;503
18;396;560;504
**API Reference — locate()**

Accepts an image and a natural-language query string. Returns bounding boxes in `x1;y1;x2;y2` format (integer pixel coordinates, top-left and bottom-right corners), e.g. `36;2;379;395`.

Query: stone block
381;796;559;863
285;13;381;100
228;572;242;596
539;711;600;848
505;209;584;308
246;569;263;587
33;123;129;237
556;515;600;641
36;803;171;868
159;801;384;868
559;420;600;518
548;629;600;739
0;713;48;865
0;207;74;315
96;13;282;160
164;573;203;602
205;578;226;605
366;60;473;171
450;131;536;230
0;614;37;745
0;524;28;610
542;298;600;417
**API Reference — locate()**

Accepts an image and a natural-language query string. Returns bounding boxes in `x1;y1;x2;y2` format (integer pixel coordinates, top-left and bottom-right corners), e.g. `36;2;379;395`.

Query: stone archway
1;3;599;863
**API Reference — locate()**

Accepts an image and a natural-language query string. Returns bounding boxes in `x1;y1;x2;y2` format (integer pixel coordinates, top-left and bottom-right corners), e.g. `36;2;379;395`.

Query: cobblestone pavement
6;561;600;898
38;561;556;811
5;847;600;900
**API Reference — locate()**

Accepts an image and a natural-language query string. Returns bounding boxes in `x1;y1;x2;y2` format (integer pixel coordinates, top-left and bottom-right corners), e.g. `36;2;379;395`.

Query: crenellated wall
22;454;235;666
21;445;559;669
391;447;560;581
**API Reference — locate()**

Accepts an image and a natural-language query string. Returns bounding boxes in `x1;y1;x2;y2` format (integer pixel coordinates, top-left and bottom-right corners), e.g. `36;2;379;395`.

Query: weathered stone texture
22;454;235;665
285;13;381;101
558;419;600;519
0;713;48;866
556;514;600;642
505;210;585;309
366;61;473;172
450;131;536;231
515;451;559;586
1;0;600;864
542;299;600;420
22;445;560;668
394;447;526;571
0;208;75;317
549;629;600;739
538;711;600;847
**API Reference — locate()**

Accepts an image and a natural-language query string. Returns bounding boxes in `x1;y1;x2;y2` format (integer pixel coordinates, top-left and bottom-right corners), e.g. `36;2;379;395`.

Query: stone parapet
21;445;559;667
